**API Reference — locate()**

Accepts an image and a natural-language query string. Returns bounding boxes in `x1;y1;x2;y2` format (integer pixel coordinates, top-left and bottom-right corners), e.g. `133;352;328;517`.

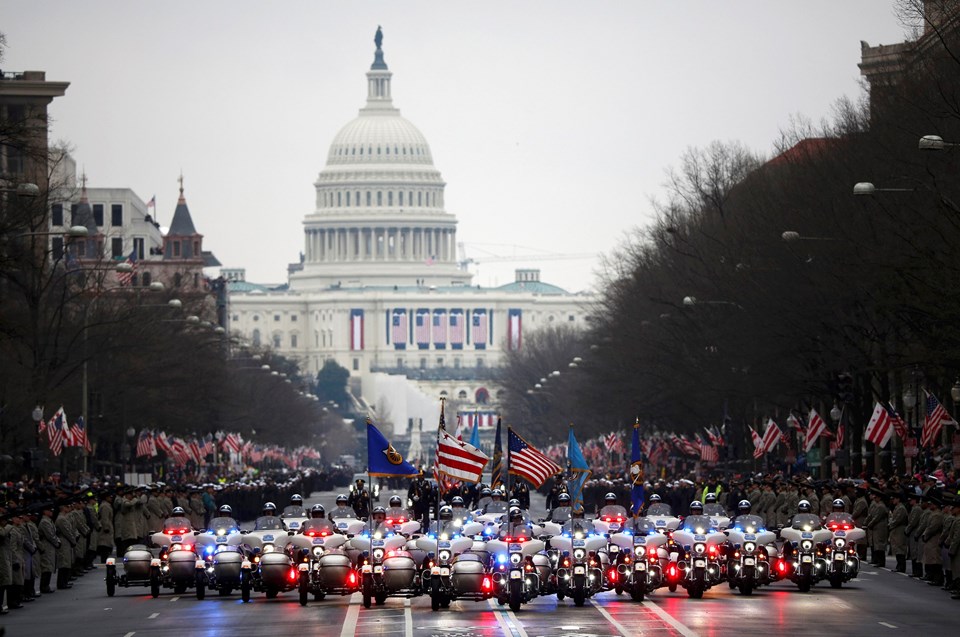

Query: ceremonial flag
471;310;488;349
508;428;562;488
700;439;719;462
886;403;908;440
629;419;645;515
350;309;364;350
48;407;66;457
750;426;765;459
436;429;489;483
836;418;845;449
391;309;408;349
803;409;826;452
146;195;156;208
507;309;522;351
117;248;137;286
490;418;504;489
567;426;591;514
864;402;893;448
762;419;781;453
469;418;481;449
136;430;156;457
922;390;956;448
367;417;419;477
449;309;465;349
415;309;431;349
71;416;91;452
431;310;447;349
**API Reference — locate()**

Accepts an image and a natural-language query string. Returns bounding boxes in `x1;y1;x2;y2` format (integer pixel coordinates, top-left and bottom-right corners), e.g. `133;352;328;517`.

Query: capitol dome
290;31;471;292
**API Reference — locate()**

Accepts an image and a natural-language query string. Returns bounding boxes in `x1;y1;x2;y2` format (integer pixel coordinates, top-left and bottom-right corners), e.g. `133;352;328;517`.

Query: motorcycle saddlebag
450;554;486;594
213;550;244;581
122;546;154;579
382;554;417;590
167;549;198;581
259;552;294;587
318;551;354;588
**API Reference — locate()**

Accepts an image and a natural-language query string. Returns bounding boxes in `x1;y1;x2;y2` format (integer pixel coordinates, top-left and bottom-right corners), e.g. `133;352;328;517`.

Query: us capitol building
226;30;594;441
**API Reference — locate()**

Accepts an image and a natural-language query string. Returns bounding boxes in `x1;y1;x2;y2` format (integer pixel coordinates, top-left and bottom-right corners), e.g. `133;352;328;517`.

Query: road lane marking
504;609;530;637
170;596;179;602
148;613;159;619
404;598;413;637
879;622;898;629
123;633;136;637
588;599;631;637
340;601;361;637
861;571;878;575
488;599;528;637
643;600;700;637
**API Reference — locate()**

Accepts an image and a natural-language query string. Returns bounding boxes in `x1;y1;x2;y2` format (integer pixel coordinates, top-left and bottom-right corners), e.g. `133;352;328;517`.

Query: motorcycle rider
703;493;726;517
349;480;371;520
561;506;595;536
645;494;673;516
449;496;472;524
254;502;284;530
824;498;856;528
483;489;508;515
547;493;574;523
328;495;357;521
282;494;306;518
786;499;823;530
681;501;716;533
598;492;629;519
207;505;239;533
425;506;460;537
301;504;337;535
407;472;433;530
385;495;410;522
476;487;493;511
368;507;392;535
731;500;765;531
164;506;192;532
500;507;533;540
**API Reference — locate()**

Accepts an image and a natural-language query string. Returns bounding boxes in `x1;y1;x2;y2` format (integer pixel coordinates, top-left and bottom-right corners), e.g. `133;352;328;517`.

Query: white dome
327;114;434;165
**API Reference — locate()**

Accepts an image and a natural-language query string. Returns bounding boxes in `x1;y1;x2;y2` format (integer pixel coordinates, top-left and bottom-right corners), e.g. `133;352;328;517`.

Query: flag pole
506;426;512;496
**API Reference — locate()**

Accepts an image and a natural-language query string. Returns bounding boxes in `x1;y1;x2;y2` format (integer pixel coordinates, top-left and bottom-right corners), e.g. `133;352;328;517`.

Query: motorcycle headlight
743;542;756;554
171;544;182;551
694;543;705;554
573;548;586;560
801;540;813;551
438;550;451;562
372;548;385;560
834;538;846;549
312;547;324;557
263;543;275;553
510;553;523;565
609;545;619;553
216;529;226;536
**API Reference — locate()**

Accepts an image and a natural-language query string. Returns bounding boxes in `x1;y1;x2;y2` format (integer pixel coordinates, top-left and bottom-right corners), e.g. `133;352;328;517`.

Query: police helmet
832;498;845;512
311;504;326;517
704;493;718;504
439;506;453;521
172;506;185;516
451;496;464;507
263;502;277;514
481;487;492;497
508;507;523;521
218;504;233;516
605;492;618;503
558;493;571;504
798;499;811;513
336;494;348;505
737;500;751;514
389;495;403;507
372;506;386;519
508;499;521;509
689;500;704;515
290;494;303;505
649;494;662;503
491;489;503;499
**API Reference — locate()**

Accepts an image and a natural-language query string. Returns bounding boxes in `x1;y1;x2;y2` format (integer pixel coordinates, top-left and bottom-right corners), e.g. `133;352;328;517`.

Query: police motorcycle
822;500;864;588
194;505;244;599
592;493;630;594
703;494;732;531
473;489;510;534
415;506;491;610
487;507;546;611
724;500;776;596
236;502;300;602
609;516;669;602
642;497;684;593
146;508;204;598
291;504;357;605
551;510;606;606
778;500;833;592
280;494;309;532
350;507;420;609
671;501;727;598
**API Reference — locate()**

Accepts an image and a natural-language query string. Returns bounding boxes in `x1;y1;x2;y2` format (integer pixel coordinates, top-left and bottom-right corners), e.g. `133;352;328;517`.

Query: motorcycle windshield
732;515;765;532
790;514;823;531
646;504;673;516
254;517;283;530
207;518;239;534
681;516;715;533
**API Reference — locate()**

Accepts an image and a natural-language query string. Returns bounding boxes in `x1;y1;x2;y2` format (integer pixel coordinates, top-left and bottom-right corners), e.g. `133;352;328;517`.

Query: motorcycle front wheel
150;568;160;599
431;577;442;612
196;576;206;600
106;567;116;597
509;579;523;612
241;575;251;603
362;575;372;609
299;572;309;606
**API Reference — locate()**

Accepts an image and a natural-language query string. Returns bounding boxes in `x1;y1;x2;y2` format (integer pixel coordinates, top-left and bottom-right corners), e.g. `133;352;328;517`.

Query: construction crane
457;242;597;270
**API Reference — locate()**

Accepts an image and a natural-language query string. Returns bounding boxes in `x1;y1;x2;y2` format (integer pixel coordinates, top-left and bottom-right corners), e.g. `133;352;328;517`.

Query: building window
337;191;341;206
388;191;393;206
253;315;260;322
141;271;151;287
111;237;123;258
476;387;490;404
418;192;422;206
366;191;371;206
76;241;86;258
51;204;63;226
437;357;445;367
92;204;104;227
133;237;144;259
232;314;239;322
173;241;181;257
111;204;122;226
399;192;404;206
397;358;404;368
174;273;182;287
130;273;138;287
52;237;64;260
194;272;200;287
377;191;382;206
353;358;360;371
569;315;575;321
291;334;298;348
193;240;199;255
70;203;78;225
476;358;485;368
458;390;467;400
273;334;281;348
252;329;261;347
420;358;427;369
274;314;281;322
453;358;461;369
345;191;350;207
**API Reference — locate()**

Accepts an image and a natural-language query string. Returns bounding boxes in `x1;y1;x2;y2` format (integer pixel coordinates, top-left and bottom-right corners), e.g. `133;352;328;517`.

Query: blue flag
630;419;645;516
567;426;591;514
469;418;481;449
366;417;419;477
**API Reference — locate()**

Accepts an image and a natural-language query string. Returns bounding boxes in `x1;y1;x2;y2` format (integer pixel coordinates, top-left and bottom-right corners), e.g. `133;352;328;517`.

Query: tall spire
364;26;395;112
79;170;88;202
178;171;186;204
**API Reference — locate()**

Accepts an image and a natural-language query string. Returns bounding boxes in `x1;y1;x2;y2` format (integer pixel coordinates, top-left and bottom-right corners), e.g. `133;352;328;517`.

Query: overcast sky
3;1;908;292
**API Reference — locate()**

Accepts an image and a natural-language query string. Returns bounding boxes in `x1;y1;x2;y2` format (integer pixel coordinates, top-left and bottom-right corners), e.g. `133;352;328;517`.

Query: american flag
886;403;908;440
117;248;137;286
471;311;488;348
705;426;724;447
922;390;956;448
189;438;203;464
154;431;171;454
47;407;66;457
391;310;408;348
415;310;431;348
136;430;157;457
222;432;242;453
507;428;562;488
70;416;91;452
432;405;457;494
750;427;765;458
670;433;700;457
432;311;447;348
803;409;826;452
436;429;489;483
604;432;622;453
836;420;845;449
699;440;719;463
202;434;215;456
864;402;892;448
762;419;781;453
449;310;464;348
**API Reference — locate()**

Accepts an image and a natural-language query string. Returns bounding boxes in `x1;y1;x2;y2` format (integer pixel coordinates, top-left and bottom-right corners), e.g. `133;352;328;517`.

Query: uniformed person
888;492;908;573
852;487;870;560
864;490;889;567
97;494;115;563
55;502;77;590
906;492;924;577
0;507;13;614
38;504;59;594
921;496;944;586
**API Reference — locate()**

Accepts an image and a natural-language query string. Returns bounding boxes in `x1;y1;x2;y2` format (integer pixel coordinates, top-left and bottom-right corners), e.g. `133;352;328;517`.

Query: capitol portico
226;30;594;440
